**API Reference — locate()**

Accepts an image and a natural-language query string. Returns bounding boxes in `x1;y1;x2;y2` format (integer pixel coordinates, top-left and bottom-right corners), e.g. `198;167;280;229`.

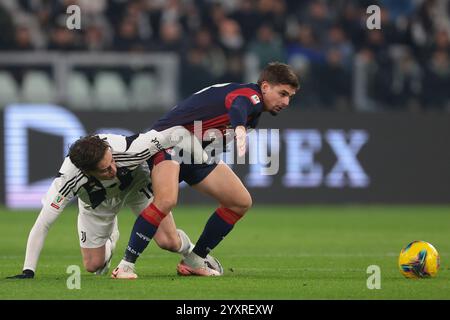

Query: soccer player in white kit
7;126;221;279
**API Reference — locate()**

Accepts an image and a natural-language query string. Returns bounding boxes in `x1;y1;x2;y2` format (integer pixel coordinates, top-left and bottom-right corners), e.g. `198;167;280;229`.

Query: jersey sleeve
22;159;80;272
125;126;206;164
22;202;62;272
226;90;262;129
22;164;78;272
228;96;253;128
247;112;262;129
44;158;80;212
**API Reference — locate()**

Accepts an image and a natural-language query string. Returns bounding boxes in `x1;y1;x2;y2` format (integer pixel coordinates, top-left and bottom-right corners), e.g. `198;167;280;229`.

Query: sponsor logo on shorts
80;231;86;243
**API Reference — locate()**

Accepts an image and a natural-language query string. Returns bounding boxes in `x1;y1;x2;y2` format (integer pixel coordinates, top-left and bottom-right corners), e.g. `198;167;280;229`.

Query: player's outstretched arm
140;126;207;163
6;177;70;279
5;205;62;279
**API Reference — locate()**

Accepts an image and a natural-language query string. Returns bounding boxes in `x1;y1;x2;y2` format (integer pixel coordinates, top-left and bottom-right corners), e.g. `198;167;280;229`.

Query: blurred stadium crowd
0;0;449;112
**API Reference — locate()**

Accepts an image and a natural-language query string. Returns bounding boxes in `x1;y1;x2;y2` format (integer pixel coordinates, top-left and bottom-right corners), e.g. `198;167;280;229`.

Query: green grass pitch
0;205;449;300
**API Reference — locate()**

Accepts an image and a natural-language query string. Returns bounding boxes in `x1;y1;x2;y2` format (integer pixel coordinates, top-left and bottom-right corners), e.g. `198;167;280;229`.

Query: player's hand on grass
6;269;34;279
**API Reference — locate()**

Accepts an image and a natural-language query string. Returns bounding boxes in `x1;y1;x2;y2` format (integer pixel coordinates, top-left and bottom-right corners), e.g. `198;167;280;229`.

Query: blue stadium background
0;0;449;208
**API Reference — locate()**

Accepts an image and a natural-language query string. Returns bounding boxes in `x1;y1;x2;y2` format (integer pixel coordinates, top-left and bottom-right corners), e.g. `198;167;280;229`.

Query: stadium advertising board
1;104;449;208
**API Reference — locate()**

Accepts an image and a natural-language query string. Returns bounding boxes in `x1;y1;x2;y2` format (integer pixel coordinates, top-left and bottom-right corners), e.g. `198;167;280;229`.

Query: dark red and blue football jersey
152;83;263;135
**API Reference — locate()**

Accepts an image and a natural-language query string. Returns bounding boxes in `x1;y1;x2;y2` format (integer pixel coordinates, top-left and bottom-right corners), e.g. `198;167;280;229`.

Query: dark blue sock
193;212;234;258
124;215;158;263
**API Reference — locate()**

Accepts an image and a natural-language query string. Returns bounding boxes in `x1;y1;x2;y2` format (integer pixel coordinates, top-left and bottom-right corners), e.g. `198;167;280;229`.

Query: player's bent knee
84;261;104;273
83;257;105;273
242;194;253;213
230;193;252;215
155;234;180;252
157;239;179;252
153;197;177;214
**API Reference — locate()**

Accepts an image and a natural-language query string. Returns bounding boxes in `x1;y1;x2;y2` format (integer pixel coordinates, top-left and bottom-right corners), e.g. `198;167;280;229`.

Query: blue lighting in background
4;104;86;208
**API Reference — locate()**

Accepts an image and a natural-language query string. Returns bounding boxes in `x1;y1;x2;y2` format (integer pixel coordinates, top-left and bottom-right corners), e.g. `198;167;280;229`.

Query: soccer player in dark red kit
112;62;299;278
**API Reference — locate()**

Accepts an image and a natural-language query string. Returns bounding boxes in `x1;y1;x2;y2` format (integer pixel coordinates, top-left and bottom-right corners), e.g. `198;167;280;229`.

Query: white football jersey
42;127;203;213
23;126;205;273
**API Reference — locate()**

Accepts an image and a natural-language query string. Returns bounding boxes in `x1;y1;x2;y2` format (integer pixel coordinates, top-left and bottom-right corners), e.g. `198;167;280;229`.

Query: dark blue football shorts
147;149;218;186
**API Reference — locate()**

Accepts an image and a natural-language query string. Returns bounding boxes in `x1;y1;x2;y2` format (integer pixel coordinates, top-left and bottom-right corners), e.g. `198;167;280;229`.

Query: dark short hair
68;135;110;171
257;62;299;90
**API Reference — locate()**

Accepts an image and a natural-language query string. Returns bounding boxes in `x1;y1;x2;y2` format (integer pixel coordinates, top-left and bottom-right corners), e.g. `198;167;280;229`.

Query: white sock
119;259;135;269
110;216;120;251
104;239;113;265
177;229;194;256
184;251;204;268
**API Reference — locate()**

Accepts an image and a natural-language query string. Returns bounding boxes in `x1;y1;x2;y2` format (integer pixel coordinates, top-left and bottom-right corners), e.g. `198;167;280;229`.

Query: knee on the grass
154;232;181;252
83;258;105;273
